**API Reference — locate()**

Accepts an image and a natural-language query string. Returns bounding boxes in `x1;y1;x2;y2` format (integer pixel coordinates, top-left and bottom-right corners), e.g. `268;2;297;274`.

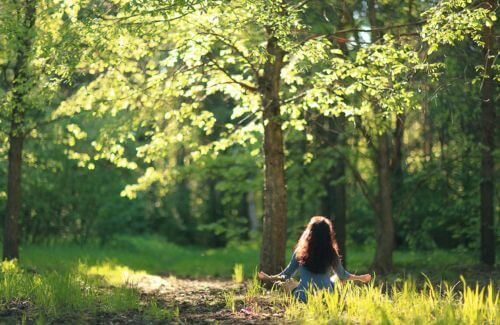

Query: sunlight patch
82;262;148;287
81;262;174;293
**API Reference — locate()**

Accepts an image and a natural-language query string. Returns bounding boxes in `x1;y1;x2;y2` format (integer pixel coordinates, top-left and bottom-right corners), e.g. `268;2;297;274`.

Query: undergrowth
283;277;498;324
0;259;176;322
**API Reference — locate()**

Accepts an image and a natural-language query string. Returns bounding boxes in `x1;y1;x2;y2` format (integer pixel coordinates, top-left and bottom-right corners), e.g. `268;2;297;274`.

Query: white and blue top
278;251;351;302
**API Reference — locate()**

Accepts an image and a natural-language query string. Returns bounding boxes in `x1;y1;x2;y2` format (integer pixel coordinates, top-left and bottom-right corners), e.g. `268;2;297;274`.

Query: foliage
0;0;497;264
284;278;498;324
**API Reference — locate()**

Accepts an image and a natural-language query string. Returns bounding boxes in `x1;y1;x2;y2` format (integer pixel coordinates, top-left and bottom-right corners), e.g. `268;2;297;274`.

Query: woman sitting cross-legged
258;216;372;302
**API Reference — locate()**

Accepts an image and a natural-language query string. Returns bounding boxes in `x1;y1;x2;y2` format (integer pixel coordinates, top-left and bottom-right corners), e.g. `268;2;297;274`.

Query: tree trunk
479;0;496;266
3;0;36;261
367;0;394;274
322;158;347;265
367;0;381;41
422;88;433;159
318;117;348;266
176;146;194;243
207;178;226;246
372;133;394;273
331;154;347;265
259;35;287;275
391;114;405;191
391;114;405;251
317;0;350;266
247;191;258;234
3;129;24;260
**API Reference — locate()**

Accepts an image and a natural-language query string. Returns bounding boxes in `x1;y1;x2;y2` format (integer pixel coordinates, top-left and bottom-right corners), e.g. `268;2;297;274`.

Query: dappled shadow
144;277;284;324
83;262;284;324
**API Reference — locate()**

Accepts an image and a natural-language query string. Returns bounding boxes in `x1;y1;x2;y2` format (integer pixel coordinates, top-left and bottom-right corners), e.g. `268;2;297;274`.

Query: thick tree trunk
259;36;287;275
480;1;496;266
367;0;394;274
372;133;394;273
3;0;35;261
3;129;24;260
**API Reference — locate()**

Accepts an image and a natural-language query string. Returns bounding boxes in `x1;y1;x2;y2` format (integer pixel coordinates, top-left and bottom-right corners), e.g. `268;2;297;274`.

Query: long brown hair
294;216;341;273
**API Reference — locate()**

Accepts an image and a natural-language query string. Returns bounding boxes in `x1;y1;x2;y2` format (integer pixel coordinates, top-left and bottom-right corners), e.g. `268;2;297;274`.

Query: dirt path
0;273;286;324
134;275;285;324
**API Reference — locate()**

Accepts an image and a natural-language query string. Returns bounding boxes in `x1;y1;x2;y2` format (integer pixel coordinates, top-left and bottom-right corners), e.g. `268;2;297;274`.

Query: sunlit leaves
422;0;494;52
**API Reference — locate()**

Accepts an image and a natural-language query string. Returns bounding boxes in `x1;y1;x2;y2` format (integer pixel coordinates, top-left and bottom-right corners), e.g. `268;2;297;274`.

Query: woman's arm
333;262;372;283
258;252;299;282
345;273;372;283
258;272;284;282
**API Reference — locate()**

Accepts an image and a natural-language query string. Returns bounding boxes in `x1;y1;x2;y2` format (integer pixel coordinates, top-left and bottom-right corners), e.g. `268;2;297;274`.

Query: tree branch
98;1;202;22
281;91;307;105
354;116;378;152
205;54;258;92
344;155;378;211
299;20;425;45
198;30;259;77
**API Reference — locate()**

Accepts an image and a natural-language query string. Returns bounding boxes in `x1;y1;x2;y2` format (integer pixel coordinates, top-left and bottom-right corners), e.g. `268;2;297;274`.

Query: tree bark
422;87;433;159
323;157;347;265
318;0;351;266
318;117;348;266
372;133;394;273
247;191;258;234
3;128;24;260
331;153;347;265
479;0;496;266
367;0;394;273
259;35;287;275
391;114;405;191
175;146;194;244
367;0;381;41
3;0;36;261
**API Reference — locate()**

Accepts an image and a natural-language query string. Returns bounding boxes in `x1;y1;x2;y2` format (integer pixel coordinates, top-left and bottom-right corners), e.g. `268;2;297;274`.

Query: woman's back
278;252;350;302
258;216;371;302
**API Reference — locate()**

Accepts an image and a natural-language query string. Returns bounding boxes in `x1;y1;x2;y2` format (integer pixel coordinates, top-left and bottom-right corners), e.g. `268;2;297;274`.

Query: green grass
17;236;261;278
0;236;498;323
13;235;495;282
284;278;498;324
0;260;142;320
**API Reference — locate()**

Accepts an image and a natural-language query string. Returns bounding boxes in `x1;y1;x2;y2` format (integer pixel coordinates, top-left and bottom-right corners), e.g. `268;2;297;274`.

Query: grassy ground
0;236;498;324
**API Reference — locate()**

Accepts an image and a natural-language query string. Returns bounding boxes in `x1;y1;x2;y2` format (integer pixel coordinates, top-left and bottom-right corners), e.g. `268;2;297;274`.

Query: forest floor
0;236;498;324
0;273;282;324
138;276;282;324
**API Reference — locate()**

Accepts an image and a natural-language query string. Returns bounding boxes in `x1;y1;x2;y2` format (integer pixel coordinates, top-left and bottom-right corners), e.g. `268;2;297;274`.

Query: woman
258;216;371;302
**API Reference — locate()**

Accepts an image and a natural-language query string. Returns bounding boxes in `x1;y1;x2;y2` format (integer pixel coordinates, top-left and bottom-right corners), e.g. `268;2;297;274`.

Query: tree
1;0;36;260
422;0;497;266
479;0;496;266
81;0;314;274
61;0;495;274
0;0;196;260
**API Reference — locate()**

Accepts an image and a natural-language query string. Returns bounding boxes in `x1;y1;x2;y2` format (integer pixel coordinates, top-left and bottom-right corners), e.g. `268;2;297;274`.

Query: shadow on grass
6;235;496;290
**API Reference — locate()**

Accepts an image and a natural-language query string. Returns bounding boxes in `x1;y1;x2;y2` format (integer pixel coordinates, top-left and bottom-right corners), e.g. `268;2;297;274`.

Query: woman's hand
259;271;283;282
360;274;372;283
258;271;271;281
